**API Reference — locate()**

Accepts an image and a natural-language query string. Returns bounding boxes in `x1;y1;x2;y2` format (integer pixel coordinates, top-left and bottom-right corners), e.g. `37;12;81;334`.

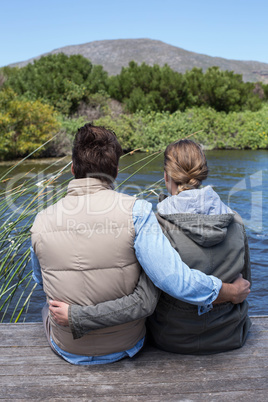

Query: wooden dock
1;316;268;401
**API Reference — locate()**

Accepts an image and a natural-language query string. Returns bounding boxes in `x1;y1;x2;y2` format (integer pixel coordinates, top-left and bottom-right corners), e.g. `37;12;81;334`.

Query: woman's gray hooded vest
148;186;251;354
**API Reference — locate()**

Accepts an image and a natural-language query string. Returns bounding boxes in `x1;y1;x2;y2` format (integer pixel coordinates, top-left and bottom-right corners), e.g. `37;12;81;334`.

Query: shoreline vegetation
1;53;268;161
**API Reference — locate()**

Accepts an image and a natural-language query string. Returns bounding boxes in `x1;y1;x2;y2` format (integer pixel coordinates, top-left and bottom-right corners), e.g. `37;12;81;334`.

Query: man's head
72;123;123;182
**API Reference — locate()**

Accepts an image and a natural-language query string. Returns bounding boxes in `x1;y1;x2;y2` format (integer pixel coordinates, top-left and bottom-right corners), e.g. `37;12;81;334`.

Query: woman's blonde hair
164;139;208;194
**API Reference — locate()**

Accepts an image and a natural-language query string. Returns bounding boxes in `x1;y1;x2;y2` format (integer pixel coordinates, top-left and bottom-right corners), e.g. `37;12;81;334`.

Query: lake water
0;150;267;321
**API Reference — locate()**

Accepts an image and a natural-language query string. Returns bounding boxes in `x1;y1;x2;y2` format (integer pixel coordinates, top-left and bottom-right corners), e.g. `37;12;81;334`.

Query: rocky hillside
10;38;268;83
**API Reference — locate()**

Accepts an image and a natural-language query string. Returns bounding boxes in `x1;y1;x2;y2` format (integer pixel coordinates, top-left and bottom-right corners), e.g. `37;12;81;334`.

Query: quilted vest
31;178;145;356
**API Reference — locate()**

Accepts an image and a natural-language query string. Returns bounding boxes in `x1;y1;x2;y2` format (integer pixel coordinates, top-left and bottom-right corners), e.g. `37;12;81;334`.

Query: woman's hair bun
164;139;208;194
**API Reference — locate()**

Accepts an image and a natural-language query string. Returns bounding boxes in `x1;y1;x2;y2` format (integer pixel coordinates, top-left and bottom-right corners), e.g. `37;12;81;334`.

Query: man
31;123;250;365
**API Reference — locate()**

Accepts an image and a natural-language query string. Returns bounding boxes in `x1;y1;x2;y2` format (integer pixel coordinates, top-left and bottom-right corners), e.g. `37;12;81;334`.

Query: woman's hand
49;300;69;326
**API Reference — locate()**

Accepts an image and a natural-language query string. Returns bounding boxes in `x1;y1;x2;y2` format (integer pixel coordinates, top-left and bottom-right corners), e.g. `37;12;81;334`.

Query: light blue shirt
50;337;144;366
31;198;222;365
133;199;221;312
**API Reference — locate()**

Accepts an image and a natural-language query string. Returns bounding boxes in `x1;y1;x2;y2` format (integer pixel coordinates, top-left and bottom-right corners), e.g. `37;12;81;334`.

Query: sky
1;0;268;67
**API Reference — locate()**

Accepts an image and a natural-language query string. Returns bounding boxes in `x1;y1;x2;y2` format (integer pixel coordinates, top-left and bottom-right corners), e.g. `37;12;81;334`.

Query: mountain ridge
8;38;268;83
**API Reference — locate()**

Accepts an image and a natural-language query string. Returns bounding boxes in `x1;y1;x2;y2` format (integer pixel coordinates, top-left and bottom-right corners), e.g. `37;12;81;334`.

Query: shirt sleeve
30;246;43;289
132;199;222;314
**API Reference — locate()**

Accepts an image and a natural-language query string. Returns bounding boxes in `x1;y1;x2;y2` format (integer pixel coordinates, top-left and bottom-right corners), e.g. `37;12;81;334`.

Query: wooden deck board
0;317;268;401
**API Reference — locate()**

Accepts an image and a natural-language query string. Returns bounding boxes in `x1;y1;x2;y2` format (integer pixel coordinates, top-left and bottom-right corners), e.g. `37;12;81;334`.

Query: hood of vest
157;186;235;247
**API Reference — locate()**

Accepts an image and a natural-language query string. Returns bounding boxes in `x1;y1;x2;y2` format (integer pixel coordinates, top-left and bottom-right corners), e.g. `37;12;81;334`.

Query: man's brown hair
72;123;123;182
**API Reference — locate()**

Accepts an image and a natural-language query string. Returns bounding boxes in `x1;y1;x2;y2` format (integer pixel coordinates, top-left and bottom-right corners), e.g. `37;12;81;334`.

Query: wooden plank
1;365;267;386
0;317;267;401
2;377;268;400
2;391;265;402
0;352;267;372
41;391;268;402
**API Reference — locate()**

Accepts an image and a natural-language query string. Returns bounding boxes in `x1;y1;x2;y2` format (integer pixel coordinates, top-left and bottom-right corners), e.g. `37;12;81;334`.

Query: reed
0;158;72;322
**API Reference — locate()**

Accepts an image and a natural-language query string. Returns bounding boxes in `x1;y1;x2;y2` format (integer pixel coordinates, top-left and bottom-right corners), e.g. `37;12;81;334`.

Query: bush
108;62;190;113
96;105;268;151
94;113;144;151
108;63;263;114
0;88;60;160
4;54;109;115
3;59;265;117
185;67;263;113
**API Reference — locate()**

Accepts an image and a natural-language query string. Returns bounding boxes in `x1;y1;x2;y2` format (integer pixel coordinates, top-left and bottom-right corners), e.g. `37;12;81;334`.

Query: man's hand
214;274;250;304
49;300;69;326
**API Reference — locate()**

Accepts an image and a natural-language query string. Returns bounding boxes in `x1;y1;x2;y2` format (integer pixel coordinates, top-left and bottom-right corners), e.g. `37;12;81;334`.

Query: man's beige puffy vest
31;178;145;356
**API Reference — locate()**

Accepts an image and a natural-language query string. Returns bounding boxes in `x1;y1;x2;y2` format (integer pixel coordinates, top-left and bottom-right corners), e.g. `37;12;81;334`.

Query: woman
147;139;251;354
50;139;251;354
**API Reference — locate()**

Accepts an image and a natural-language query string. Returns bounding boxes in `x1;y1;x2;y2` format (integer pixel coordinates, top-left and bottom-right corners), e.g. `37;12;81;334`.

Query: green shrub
0;88;60;160
108;62;190;113
57;115;87;138
95;113;144;151
185;67;262;113
4;54;108;115
97;105;268;151
108;63;263;114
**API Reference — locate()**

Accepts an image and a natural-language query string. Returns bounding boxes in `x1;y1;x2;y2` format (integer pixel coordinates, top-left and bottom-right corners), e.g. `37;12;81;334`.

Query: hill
9;38;268;83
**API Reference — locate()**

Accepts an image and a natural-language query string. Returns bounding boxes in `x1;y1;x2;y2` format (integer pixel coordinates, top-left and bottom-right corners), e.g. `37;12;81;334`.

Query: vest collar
67;178;113;196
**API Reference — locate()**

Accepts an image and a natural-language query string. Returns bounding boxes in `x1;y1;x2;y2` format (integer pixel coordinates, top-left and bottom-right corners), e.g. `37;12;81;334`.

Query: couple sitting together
31;123;251;365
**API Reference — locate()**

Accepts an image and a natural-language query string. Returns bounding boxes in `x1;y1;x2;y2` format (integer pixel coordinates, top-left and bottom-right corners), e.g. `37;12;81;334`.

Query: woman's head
164;139;208;195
